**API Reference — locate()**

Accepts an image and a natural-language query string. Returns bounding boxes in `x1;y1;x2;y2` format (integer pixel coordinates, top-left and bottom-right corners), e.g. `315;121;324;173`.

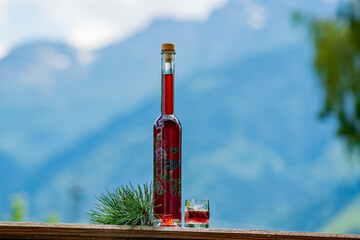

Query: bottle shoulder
154;114;181;128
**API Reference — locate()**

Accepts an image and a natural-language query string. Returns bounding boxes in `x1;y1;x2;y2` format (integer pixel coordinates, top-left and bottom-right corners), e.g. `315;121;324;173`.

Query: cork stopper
161;43;175;52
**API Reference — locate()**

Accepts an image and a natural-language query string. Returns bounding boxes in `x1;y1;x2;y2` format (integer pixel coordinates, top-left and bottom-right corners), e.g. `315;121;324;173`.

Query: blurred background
0;0;360;233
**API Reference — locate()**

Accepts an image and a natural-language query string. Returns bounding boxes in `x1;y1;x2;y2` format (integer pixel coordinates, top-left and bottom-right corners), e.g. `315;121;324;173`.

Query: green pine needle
88;182;155;226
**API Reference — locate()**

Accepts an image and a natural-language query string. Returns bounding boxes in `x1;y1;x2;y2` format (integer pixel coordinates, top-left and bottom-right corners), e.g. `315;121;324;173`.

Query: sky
0;0;231;59
0;0;340;59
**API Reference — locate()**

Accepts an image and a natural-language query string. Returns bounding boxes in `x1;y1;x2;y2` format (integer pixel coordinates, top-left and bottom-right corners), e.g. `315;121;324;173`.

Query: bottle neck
161;51;175;114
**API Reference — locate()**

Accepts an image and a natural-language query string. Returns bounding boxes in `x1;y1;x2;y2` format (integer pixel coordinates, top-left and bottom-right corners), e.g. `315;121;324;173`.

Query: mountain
26;44;360;230
1;0;357;232
320;192;360;234
0;0;337;167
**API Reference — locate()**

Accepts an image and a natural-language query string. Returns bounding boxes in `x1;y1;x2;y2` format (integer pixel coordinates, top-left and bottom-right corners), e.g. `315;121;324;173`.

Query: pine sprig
88;182;155;226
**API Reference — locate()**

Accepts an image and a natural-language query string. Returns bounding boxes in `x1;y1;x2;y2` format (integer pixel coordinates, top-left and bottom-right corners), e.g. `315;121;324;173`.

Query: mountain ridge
0;0;356;233
25;44;359;231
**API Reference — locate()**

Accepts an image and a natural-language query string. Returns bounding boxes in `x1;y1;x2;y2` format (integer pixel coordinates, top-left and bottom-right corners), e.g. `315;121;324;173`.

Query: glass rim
185;198;209;201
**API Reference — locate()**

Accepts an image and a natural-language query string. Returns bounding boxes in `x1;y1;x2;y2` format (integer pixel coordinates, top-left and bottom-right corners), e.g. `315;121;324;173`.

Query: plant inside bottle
153;43;182;227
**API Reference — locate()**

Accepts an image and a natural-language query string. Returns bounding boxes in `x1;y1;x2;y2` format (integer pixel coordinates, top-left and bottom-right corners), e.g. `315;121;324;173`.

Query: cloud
0;0;228;54
0;42;9;60
240;0;268;30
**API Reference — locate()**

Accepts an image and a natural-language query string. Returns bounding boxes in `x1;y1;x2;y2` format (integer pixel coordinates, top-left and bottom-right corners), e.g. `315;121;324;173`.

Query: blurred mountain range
0;0;359;233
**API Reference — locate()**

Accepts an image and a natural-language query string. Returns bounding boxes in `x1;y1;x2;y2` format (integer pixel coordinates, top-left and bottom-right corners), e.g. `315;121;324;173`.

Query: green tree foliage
46;213;60;223
10;194;27;222
310;0;360;150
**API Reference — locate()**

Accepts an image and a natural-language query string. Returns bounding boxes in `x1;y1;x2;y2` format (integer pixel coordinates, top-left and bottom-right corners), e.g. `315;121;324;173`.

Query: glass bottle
153;43;182;227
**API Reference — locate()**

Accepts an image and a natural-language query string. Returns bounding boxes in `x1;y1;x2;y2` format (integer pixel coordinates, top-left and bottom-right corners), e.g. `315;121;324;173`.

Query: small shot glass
184;198;210;228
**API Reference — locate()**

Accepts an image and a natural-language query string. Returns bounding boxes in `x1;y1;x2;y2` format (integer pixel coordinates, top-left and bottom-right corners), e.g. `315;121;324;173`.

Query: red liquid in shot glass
185;210;209;225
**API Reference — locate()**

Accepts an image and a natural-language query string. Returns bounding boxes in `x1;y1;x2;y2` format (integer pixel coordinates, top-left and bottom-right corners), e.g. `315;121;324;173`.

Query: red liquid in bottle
161;74;174;114
154;74;182;227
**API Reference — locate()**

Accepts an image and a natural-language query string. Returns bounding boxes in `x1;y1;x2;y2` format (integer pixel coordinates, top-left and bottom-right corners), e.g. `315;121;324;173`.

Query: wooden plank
0;222;359;240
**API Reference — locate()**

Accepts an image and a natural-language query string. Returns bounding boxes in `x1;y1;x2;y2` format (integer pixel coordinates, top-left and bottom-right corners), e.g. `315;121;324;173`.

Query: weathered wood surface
0;222;359;240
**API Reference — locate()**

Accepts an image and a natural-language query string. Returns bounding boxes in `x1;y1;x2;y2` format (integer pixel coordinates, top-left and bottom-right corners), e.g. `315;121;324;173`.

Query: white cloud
0;43;9;60
67;20;119;50
240;0;268;30
0;0;228;53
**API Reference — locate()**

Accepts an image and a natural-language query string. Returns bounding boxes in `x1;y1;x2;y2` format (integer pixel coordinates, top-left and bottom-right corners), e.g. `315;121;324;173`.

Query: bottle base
154;219;181;227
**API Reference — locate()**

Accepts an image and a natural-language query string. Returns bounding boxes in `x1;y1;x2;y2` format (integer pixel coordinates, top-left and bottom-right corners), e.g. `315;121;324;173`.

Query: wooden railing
0;222;359;239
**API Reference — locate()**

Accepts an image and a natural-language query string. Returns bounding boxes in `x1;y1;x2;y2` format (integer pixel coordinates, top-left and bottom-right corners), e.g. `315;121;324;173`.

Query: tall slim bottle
153;43;182;227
